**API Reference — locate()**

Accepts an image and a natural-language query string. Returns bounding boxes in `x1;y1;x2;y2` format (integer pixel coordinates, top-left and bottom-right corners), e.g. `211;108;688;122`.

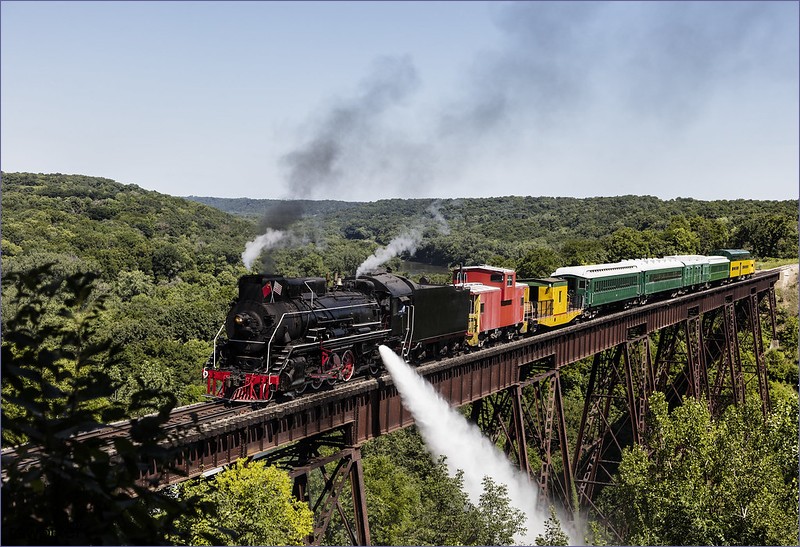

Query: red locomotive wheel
340;350;355;382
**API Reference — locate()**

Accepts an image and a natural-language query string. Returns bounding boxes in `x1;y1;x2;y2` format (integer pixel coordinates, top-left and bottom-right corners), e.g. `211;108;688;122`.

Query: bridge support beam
747;292;771;417
572;347;623;508
684;315;709;402
470;370;575;513
289;446;370;546
265;427;370;546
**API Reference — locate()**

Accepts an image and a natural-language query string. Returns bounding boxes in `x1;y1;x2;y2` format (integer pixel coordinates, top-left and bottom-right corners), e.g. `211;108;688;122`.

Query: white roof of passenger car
620;258;685;271
552;262;639;279
554;254;732;280
666;254;728;266
666;255;707;265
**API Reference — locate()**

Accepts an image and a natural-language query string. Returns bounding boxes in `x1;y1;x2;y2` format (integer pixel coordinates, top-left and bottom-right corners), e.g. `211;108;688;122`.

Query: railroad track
1;376;377;480
0;399;245;478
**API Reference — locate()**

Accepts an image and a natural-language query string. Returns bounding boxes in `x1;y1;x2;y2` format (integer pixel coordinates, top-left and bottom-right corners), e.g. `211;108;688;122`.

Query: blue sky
2;1;798;201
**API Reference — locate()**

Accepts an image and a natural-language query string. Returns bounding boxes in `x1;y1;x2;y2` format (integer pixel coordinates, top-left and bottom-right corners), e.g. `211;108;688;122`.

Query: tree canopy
171;459;314;546
1;265;197;545
599;393;799;546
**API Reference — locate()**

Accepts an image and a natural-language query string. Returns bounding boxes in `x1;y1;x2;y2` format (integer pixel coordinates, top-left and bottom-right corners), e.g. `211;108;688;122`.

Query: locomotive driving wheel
339;349;355;382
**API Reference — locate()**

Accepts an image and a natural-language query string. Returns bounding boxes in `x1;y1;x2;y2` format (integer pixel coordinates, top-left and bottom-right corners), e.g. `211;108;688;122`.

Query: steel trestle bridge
2;270;781;545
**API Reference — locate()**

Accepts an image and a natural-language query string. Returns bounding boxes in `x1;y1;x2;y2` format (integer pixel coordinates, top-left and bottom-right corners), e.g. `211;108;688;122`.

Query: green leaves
735;214;798;258
473;476;527;545
535;506;571;546
599;392;799;546
355;427;528;546
517;246;562;278
172;459;314;546
1;265;197;545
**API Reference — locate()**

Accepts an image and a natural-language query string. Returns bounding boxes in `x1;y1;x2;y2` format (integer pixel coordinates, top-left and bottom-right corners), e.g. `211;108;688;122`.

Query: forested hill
2;172;261;413
2;172;256;279
188;193;797;233
187;192;798;264
186;195;358;218
4;173;797;283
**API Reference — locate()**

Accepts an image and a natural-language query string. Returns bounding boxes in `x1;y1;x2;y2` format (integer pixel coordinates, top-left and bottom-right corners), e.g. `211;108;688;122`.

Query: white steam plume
427;200;451;235
242;228;286;270
355;229;422;277
379;345;571;545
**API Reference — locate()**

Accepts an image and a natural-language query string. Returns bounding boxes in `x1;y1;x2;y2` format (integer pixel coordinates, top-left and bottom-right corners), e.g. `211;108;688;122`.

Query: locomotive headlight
234;314;246;326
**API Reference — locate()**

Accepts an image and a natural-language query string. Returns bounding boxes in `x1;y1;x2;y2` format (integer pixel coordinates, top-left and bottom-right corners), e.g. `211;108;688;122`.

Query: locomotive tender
204;249;754;403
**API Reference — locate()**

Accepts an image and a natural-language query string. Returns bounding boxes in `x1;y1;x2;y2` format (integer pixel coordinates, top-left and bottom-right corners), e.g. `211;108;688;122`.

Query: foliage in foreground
1;264;313;546
0;265;199;544
171;458;314;546
599;392;799;546
535;506;571;546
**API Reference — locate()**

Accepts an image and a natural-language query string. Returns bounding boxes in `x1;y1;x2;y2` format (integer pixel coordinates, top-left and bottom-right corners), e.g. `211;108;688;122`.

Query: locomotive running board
285;329;392;353
269;328;393;380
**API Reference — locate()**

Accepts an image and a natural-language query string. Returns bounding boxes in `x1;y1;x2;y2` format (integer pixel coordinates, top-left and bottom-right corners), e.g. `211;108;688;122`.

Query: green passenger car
552;263;641;309
707;256;731;282
667;254;730;284
623;258;685;297
552;252;748;317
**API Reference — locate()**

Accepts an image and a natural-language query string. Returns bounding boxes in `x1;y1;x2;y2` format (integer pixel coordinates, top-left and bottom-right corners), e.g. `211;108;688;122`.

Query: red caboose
453;265;528;347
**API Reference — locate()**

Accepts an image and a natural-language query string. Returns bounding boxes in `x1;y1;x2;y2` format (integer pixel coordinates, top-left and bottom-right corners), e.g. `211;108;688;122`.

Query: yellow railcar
711;249;755;279
520;277;582;330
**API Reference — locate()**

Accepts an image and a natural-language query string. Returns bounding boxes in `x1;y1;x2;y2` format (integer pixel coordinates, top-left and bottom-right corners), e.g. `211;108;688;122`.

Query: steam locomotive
203;249;755;402
204;272;471;401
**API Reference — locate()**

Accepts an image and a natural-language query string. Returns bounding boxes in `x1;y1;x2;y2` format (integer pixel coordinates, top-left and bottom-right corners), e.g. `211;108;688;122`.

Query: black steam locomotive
204;273;471;402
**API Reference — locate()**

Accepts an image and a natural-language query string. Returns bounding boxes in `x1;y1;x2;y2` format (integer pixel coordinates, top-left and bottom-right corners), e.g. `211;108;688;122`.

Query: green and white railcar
553;252;752;320
707;255;731;282
667;254;730;287
552;262;641;311
667;255;709;287
621;258;685;298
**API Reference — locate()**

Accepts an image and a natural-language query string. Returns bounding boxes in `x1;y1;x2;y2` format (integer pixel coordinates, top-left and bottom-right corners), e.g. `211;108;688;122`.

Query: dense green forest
2;172;798;545
188;193;798;268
